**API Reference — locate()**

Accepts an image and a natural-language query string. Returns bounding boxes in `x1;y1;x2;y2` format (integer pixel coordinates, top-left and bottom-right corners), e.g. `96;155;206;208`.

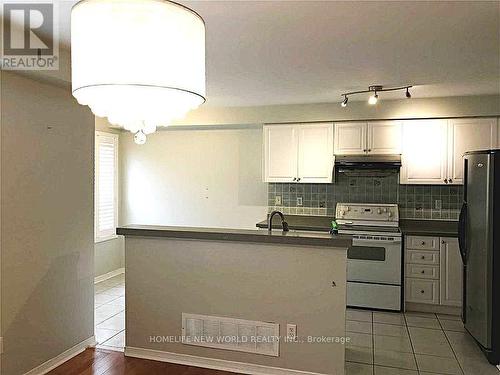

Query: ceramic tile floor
94;273;125;351
345;308;500;375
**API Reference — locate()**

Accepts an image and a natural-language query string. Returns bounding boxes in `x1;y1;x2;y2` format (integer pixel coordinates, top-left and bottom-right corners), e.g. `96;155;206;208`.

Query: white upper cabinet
334;121;401;155
297;124;334;183
263;123;334;183
400;120;448;184
447;118;498;184
334;122;367;155
263;125;298;183
401;118;499;185
265;118;499;185
367;121;402;154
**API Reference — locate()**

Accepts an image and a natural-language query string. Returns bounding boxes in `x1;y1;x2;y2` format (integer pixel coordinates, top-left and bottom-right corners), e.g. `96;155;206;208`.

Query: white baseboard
125;346;330;375
24;336;96;375
95;268;125;284
405;302;461;316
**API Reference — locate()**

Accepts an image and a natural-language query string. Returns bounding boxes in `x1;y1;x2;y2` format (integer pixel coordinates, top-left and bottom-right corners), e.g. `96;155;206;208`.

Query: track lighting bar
340;85;412;107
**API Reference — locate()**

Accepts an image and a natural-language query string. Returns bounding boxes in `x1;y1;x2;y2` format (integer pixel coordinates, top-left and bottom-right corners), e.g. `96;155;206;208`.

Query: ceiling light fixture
340;85;412;107
71;0;206;144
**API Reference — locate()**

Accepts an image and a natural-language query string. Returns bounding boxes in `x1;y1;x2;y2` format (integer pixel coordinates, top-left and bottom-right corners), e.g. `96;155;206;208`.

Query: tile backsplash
268;171;463;220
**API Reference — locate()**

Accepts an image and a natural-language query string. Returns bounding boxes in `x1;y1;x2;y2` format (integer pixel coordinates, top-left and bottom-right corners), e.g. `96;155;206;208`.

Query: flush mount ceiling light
340;85;412;107
71;0;206;144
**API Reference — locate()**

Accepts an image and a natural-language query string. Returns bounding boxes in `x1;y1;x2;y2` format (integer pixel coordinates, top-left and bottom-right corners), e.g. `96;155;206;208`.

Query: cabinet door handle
444;178;448;184
293;177;297;181
420;290;425;294
368;149;372;152
421;241;426;245
449;178;453;183
421;256;426;260
421;270;425;274
442;240;445;244
297;177;301;182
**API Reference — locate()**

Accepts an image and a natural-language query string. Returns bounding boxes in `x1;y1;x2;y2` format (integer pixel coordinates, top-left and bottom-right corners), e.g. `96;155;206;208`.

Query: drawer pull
421;270;425;274
421;241;426;245
421;256;426;260
420;290;425;294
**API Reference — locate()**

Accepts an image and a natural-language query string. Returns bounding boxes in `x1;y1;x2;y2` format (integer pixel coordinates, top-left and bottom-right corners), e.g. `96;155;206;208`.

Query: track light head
368;92;378;105
341;96;348;107
406;88;411;99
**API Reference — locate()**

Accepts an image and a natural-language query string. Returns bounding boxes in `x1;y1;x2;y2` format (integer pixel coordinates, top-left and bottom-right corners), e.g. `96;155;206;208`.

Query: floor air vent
182;313;279;356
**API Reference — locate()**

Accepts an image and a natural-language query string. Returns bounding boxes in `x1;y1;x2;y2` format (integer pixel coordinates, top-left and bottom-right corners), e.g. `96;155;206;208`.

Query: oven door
347;236;402;285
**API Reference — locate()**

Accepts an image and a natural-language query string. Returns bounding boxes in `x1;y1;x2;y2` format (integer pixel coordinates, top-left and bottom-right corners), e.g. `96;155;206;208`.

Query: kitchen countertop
399;219;458;237
117;225;352;248
256;215;459;237
256;215;334;232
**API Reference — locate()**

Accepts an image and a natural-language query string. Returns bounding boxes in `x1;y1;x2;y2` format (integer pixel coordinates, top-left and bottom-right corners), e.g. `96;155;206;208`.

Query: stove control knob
388;211;393;217
383;208;388;213
377;208;382;214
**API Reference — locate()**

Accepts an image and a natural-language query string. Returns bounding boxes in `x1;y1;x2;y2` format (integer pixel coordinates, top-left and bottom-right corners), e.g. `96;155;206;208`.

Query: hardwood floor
47;349;238;375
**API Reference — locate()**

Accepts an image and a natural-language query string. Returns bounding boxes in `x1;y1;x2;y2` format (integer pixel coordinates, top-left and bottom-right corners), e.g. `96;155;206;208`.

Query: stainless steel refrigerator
460;149;500;365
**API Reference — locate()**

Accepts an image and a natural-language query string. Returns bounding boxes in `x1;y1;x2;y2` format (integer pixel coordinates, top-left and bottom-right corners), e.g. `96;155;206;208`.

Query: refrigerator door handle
458;201;468;264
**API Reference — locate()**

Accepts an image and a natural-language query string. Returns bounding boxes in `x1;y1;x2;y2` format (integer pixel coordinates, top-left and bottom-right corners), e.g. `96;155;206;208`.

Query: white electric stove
336;203;402;311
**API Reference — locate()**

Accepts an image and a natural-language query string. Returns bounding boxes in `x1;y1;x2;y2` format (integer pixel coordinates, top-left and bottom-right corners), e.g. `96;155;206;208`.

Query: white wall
1;72;94;374
171;94;500;126
121;127;268;229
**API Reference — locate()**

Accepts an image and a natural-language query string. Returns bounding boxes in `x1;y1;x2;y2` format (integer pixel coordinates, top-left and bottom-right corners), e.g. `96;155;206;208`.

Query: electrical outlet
286;324;297;340
275;195;282;205
296;197;303;206
435;199;442;210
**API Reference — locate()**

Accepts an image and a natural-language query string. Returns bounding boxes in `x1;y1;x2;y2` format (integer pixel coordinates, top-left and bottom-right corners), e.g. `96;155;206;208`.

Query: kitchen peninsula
117;225;351;375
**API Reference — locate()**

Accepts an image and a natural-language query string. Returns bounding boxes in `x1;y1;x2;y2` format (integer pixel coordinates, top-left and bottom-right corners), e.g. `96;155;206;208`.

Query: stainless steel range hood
335;154;402;170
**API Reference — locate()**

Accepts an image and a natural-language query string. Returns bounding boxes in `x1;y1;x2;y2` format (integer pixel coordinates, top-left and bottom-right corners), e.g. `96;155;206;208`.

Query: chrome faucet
268;210;289;232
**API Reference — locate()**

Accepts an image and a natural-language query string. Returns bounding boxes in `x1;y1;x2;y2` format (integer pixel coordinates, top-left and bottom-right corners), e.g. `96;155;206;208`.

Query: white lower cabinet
405;235;463;308
405;264;440;279
406;278;440;304
440;237;463;307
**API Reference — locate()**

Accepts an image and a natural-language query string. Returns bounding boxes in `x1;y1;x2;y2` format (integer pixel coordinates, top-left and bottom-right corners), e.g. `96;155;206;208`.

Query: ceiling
47;1;500;106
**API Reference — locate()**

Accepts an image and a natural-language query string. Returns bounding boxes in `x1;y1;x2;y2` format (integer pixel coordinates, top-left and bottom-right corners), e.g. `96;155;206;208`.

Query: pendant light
71;0;206;144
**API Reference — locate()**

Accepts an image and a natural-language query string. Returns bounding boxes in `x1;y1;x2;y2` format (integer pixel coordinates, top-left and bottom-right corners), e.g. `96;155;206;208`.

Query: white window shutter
95;132;118;242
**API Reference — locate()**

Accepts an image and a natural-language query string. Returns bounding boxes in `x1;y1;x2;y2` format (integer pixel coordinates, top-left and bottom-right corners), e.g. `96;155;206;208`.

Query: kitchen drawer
406;278;440;304
405;264;440;280
406;249;440;265
406;236;439;251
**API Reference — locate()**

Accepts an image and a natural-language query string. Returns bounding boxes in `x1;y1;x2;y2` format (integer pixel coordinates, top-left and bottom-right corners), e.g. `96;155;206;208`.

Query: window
95;131;118;242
